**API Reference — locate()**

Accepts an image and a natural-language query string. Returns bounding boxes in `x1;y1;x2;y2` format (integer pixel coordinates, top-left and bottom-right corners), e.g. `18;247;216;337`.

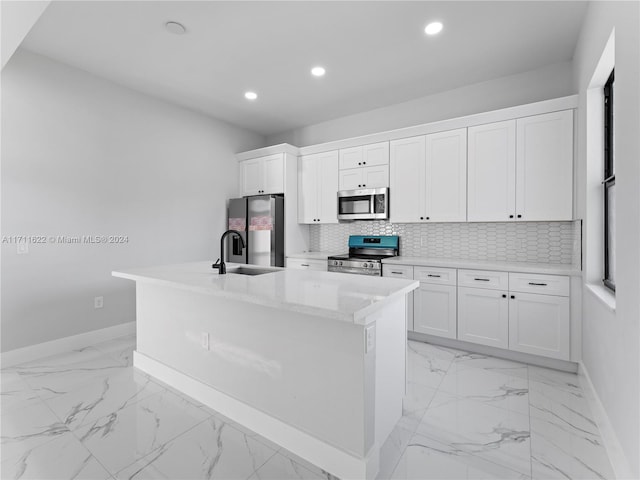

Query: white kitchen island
113;261;418;479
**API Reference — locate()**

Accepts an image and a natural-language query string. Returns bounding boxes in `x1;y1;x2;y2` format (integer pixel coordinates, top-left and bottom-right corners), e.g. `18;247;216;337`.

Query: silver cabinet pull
391;271;404;274
427;274;441;278
301;264;310;267
528;282;547;286
474;278;490;281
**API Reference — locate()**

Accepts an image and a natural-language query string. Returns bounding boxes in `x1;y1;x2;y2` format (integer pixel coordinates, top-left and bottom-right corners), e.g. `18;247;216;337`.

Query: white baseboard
134;351;378;480
409;331;578;372
578;361;634;479
1;322;136;367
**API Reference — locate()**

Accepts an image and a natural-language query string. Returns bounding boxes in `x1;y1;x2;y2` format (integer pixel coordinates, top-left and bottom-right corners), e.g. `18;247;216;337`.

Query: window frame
603;69;615;292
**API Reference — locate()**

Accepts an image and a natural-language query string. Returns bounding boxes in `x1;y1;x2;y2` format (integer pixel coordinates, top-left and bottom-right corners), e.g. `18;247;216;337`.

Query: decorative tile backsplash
310;221;581;266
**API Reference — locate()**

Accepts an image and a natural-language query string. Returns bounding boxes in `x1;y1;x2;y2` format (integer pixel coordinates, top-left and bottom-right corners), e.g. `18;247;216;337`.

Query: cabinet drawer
458;269;508;291
286;258;327;271
382;264;414;279
414;266;456;286
509;272;570;297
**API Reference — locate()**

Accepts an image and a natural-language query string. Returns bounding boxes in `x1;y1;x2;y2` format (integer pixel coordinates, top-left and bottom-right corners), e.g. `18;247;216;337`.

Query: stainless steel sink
226;266;279;276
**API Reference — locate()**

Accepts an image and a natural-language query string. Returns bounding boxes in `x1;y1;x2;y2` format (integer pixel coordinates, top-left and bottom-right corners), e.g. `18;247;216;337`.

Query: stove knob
363;263;369;268
369;263;375;268
339;261;343;266
333;261;338;266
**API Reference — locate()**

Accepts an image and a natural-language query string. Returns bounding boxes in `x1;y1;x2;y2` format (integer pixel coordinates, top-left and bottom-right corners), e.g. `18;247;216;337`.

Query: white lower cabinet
414;283;457;339
389;262;571;361
508;292;570;360
457;287;509;349
412;266;457;339
457;270;570;360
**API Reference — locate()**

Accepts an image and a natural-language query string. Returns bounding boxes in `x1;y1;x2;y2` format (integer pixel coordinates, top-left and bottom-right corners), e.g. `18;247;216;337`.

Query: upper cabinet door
339;168;363;191
516;111;573;221
467;120;517;222
240;158;263;196
240;154;284;196
339;146;363;170
262;154;285;195
316;150;339;224
425;129;467;222
361;165;389;189
390;136;426;223
298;154;318;223
339;142;389;170
362;142;389;167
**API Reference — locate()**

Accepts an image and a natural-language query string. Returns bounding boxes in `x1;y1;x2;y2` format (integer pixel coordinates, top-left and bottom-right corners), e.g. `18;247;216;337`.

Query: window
603;69;615;291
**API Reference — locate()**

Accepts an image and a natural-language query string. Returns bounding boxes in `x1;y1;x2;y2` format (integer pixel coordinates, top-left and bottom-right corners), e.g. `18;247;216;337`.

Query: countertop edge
381;257;582;277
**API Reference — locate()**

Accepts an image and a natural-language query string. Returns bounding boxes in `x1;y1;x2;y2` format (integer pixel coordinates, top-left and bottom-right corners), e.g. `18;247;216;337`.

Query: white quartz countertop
383;256;582;276
286;251;340;260
113;261;418;325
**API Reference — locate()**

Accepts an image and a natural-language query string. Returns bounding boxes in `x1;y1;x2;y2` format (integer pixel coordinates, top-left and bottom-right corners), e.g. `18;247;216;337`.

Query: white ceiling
20;1;588;137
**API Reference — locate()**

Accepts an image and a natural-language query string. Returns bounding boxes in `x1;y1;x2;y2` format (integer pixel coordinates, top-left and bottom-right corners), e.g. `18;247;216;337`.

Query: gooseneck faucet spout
212;230;245;274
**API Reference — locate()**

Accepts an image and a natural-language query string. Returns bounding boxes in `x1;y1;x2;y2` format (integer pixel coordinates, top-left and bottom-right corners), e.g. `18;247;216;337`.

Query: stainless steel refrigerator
226;195;285;267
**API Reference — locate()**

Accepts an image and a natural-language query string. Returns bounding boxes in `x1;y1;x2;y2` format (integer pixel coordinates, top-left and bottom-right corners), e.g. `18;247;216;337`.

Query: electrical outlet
94;296;104;309
201;332;209;350
17;241;28;255
365;325;375;353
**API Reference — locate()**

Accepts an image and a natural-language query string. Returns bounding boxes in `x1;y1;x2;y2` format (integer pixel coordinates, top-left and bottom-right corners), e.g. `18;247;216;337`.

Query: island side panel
135;282;370;458
372;296;406;445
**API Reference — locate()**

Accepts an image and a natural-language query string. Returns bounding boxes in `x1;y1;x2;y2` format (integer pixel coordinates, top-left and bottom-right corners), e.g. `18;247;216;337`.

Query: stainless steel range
328;235;399;276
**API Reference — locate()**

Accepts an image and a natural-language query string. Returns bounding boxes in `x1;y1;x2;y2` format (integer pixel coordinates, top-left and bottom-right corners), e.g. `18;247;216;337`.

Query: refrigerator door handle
232;236;244;256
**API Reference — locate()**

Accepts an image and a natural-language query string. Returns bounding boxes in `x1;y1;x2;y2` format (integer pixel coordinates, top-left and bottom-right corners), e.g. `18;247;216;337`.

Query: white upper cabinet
240;158;262;195
298;151;339;224
240;153;284;196
468;110;573;222
339;146;363;170
338;168;362;191
339;165;389;190
467;120;517;222
263;154;285;194
390;136;426;223
425;129;467;222
516;110;573;221
338;142;389;190
390;129;467;223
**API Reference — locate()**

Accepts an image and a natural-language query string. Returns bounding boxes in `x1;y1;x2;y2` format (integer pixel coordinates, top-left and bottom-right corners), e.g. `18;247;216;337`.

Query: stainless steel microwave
337;187;389;221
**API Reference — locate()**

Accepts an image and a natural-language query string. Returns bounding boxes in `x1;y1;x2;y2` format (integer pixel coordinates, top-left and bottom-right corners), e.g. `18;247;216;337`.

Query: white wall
1;0;50;69
573;1;640;477
267;62;575;147
1;49;265;352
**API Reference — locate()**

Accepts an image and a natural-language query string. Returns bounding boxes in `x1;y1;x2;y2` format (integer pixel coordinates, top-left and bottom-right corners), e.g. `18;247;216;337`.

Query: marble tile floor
0;335;615;480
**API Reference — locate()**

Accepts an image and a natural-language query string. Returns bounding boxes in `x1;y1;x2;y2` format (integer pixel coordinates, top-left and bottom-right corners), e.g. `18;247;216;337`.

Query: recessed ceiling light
424;21;443;36
244;91;258;100
165;21;186;35
311;66;326;77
